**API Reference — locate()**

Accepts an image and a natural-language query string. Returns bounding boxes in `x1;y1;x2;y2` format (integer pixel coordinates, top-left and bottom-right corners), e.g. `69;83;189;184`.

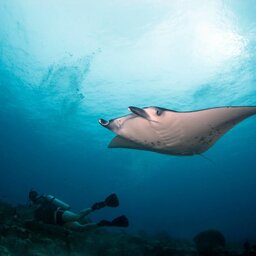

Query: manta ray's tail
198;154;216;165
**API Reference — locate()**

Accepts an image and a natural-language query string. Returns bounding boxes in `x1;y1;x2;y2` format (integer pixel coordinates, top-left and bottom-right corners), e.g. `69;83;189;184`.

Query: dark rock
0;200;247;256
194;229;226;256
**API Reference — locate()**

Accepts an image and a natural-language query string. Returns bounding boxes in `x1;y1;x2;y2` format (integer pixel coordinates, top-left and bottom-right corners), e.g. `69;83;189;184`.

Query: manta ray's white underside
99;106;256;156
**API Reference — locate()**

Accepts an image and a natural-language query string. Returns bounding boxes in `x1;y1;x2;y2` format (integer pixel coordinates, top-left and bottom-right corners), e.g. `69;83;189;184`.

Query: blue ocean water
0;0;256;242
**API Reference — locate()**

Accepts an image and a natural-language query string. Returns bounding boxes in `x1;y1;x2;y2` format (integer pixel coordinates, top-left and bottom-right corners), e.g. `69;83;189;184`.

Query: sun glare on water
195;21;246;63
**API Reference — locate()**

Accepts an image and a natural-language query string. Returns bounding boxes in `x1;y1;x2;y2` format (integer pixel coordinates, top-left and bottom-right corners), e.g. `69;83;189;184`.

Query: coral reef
0;201;253;256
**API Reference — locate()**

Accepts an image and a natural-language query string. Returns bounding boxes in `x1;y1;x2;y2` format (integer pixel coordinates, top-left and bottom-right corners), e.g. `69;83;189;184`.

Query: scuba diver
28;190;129;231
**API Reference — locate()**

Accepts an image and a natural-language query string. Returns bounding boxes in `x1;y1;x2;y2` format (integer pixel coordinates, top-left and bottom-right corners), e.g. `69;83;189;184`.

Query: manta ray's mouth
128;106;150;120
99;119;109;126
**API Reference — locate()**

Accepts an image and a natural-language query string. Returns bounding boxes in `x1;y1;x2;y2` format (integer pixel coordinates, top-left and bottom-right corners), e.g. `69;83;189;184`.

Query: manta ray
99;106;256;156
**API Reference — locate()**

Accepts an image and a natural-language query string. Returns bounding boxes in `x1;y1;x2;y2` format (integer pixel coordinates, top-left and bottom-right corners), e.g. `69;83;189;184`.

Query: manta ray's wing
100;106;256;156
108;135;148;150
174;106;256;154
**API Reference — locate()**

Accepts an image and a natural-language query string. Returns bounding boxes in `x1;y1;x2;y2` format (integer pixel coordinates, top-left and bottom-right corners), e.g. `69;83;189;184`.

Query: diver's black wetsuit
34;197;65;225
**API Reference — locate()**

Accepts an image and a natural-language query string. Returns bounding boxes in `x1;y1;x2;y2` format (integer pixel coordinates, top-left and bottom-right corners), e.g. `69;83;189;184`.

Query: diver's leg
61;193;120;223
61;210;78;222
62;208;93;222
91;193;119;210
76;208;93;220
64;221;98;232
64;215;129;231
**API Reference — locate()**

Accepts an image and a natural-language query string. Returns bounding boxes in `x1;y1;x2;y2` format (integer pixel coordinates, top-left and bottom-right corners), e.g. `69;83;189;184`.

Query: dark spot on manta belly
199;137;205;142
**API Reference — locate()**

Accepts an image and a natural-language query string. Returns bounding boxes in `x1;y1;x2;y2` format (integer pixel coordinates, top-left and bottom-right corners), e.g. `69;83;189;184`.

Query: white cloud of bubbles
1;0;255;132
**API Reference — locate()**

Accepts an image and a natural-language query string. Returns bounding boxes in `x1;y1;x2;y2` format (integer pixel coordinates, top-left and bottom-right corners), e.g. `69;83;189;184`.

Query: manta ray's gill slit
156;117;184;147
